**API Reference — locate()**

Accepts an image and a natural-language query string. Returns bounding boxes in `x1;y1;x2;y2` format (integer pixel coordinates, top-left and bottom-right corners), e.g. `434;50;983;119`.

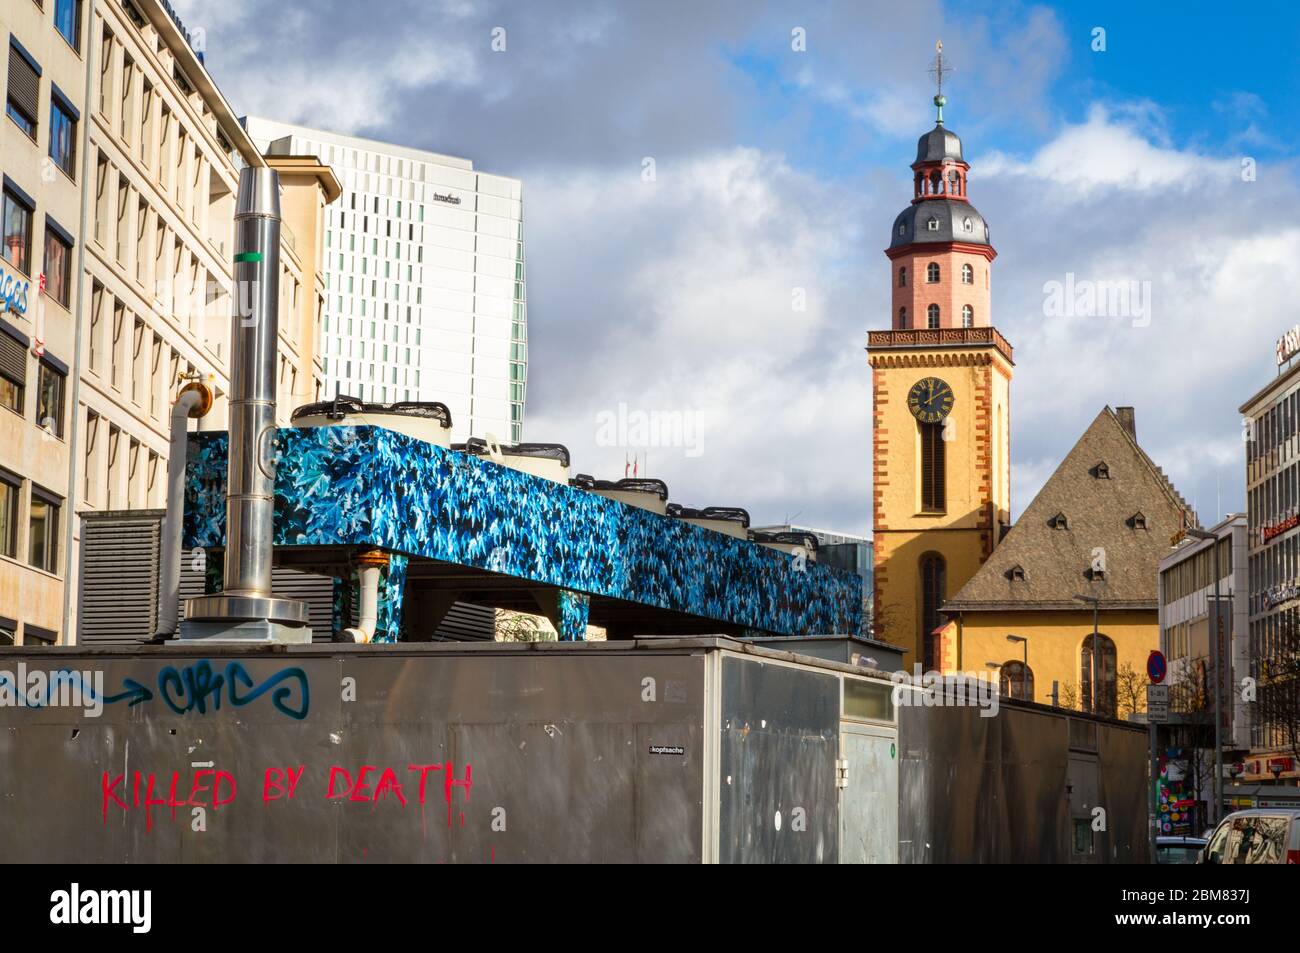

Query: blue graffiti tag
1;663;307;718
104;678;154;707
87;660;309;722
156;661;309;720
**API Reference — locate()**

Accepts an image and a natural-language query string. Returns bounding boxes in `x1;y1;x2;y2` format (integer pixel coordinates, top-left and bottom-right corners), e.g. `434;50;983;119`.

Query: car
1198;809;1300;864
1156;835;1207;864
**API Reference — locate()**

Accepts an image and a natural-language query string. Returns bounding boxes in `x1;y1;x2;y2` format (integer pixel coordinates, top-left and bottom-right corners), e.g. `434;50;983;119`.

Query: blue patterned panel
184;426;861;637
374;554;408;643
556;590;590;642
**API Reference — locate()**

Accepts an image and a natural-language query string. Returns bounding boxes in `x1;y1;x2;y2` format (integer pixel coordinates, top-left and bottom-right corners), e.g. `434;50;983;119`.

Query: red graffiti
98;761;473;831
327;762;471;825
100;769;236;831
262;765;306;802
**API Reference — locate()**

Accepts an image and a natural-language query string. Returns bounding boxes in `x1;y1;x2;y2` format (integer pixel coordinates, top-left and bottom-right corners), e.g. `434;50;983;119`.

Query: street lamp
1007;634;1028;700
985;661;1002;697
1185;527;1224;825
1073;594;1101;714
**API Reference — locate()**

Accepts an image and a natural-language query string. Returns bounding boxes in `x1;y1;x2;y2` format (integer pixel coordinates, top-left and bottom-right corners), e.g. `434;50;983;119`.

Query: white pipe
344;564;381;643
155;387;207;639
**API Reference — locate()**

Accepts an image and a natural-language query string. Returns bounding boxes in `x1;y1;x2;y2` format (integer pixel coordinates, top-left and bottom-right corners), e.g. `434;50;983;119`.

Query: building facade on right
1239;337;1300;784
242;117;528;445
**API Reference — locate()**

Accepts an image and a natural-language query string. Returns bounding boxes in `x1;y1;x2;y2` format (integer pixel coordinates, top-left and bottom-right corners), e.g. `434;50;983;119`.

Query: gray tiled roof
944;407;1196;612
915;124;964;164
890;198;991;249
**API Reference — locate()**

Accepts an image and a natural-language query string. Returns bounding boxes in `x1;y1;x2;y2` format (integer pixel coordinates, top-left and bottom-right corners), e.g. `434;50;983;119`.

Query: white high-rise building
242;118;527;443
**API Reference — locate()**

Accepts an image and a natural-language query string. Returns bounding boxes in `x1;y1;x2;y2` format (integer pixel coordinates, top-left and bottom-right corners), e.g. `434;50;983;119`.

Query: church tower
868;44;1013;670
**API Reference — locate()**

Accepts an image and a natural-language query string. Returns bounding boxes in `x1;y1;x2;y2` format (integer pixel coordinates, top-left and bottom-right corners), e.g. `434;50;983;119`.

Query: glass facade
1243;371;1300;753
244;119;528;445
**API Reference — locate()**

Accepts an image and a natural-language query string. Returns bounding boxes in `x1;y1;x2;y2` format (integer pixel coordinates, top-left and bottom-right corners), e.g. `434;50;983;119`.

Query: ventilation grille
78;512;161;643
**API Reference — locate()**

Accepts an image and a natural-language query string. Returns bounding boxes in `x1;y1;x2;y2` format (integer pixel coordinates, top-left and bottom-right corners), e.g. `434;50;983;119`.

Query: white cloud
981;104;1239;196
521;148;874;532
976;107;1300;524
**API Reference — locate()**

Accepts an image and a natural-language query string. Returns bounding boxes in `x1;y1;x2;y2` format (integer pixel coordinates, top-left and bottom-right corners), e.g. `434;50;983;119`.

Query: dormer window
963;217;972;232
1092;462;1110;479
1088;566;1106;581
1049;512;1069;530
1128;512;1147;530
1007;565;1026;581
898;222;906;236
927;217;939;232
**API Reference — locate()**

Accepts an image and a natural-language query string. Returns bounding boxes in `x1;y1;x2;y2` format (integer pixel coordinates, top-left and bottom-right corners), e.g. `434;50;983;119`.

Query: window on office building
93;153;110;245
119;55;134;145
0;471;18;558
88;281;104;372
28;488;60;573
43;221;72;307
111;306;125;392
6;42;39;139
106;424;121;508
49;89;77;179
2;184;34;274
0;326;25;414
55;0;83;52
37;360;65;438
83;410;99;503
98;28;114;117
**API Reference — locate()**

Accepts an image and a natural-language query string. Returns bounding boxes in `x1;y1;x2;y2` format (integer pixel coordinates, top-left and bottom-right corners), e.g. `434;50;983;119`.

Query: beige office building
1;0;338;645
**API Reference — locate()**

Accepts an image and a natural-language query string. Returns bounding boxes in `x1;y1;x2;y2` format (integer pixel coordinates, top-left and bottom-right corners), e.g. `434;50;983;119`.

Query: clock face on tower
907;377;955;423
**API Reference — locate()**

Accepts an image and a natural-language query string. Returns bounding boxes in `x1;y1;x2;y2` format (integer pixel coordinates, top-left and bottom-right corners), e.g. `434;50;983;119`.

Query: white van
1199;809;1300;864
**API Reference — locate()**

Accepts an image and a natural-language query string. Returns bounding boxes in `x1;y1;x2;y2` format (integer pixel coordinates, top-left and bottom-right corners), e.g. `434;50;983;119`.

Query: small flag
31;273;46;358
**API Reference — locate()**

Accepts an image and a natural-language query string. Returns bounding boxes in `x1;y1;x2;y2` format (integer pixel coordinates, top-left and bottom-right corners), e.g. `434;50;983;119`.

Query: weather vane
928;39;952;124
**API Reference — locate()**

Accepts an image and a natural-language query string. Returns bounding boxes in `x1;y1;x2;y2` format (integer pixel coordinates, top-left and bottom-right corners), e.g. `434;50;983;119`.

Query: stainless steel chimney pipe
182;167;309;640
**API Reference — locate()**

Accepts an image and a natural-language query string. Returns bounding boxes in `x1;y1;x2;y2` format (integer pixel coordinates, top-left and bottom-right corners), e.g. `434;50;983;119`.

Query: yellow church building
868;88;1194;714
941;406;1195;712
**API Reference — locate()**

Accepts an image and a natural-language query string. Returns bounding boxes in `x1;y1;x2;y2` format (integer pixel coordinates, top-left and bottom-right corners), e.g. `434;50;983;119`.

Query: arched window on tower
930;171;941;195
950;170;961;195
927;262;940;283
1081;633;1118;717
920;420;945;512
899;266;907;287
898;306;908;328
962;263;973;284
962;305;973;327
927;304;940;328
1000;660;1035;701
919;552;946;670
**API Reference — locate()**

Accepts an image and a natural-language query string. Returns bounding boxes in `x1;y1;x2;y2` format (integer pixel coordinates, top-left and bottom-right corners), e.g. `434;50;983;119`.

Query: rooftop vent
666;504;752;540
750;529;820;559
291;394;453;447
454;439;571;484
569;475;670;514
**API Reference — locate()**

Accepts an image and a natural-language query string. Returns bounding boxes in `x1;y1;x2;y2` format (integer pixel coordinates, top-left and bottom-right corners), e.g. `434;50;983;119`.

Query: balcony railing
867;326;1014;362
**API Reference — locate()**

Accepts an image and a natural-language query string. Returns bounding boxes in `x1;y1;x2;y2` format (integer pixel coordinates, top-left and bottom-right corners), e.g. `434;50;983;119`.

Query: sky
175;0;1300;536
